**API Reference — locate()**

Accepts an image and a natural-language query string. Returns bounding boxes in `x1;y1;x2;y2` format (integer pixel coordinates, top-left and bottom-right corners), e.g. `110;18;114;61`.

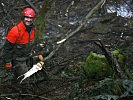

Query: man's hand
37;61;44;68
38;55;44;61
5;62;12;69
33;55;44;63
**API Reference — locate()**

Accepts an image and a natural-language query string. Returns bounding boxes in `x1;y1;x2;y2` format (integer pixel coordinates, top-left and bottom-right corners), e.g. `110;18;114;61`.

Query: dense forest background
0;0;133;100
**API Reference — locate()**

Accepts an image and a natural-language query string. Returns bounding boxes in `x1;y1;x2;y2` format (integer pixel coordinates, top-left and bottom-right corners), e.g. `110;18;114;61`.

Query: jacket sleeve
6;26;19;43
2;40;15;63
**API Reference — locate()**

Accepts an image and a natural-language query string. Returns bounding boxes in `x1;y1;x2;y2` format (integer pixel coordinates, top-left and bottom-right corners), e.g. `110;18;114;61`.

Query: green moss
112;49;119;56
112;49;124;63
84;52;113;79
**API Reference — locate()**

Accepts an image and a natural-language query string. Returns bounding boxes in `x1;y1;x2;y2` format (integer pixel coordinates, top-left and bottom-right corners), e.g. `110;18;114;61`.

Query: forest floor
0;0;133;100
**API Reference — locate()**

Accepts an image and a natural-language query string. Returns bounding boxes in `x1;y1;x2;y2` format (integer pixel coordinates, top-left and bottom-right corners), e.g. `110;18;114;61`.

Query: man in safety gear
2;7;44;84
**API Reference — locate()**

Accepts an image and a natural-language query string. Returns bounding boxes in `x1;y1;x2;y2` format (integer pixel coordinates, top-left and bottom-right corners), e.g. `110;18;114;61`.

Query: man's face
23;17;34;26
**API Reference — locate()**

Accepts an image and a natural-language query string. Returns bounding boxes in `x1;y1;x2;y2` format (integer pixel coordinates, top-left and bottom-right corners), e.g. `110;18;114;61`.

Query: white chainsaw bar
17;64;42;84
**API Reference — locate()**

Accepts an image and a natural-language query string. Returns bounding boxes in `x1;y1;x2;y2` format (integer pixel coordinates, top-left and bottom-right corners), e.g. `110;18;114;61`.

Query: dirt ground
0;0;133;99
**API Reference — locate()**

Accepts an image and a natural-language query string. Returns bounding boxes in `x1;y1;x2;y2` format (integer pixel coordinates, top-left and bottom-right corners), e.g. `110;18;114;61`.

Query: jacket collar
18;21;27;31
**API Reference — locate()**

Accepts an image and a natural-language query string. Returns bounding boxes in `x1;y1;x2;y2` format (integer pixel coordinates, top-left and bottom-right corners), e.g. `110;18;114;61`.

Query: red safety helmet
22;8;35;18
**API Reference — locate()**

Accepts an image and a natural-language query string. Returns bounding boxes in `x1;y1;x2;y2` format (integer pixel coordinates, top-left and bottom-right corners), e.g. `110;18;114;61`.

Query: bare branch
65;1;75;16
44;0;106;61
0;93;50;100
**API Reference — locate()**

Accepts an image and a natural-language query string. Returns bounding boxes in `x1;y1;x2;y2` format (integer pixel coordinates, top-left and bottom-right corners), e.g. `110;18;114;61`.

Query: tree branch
44;0;106;61
0;93;50;100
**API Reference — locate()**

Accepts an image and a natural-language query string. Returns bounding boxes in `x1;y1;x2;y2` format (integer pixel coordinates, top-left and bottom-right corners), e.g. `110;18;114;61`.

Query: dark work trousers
13;57;34;82
13;60;29;83
12;59;34;98
12;58;32;93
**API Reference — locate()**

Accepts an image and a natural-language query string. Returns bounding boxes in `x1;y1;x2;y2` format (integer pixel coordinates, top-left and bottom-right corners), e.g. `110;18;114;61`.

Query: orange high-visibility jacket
6;21;36;44
3;21;36;62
